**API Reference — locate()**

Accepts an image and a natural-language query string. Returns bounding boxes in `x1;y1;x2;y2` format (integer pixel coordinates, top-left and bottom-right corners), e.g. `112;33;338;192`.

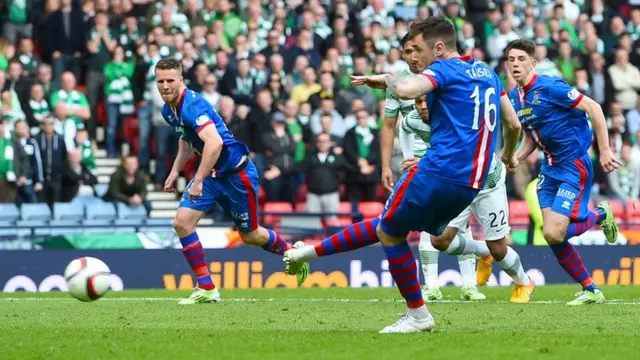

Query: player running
285;17;522;333
155;58;309;305
390;35;485;301
504;39;622;305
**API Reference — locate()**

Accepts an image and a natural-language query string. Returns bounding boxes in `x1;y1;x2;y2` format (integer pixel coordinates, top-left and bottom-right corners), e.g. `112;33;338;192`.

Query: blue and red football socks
564;208;606;240
262;229;291;255
383;242;425;309
314;218;380;256
549;241;597;292
180;232;215;290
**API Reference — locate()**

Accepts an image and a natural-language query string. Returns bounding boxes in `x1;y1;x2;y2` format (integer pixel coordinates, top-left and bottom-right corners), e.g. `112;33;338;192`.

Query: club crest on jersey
531;90;541;105
568;89;580;100
196;115;209;126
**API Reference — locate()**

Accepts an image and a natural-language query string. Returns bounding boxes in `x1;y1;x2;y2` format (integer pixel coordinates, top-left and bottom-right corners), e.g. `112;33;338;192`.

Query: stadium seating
49;220;85;236
509;200;530;228
86;201;117;221
20;204;52;221
0;204;20;222
609;200;626;228
358;202;384;220
53;203;85;221
338;202;353;226
94;184;109;198
116;203;147;220
263;202;293;228
626;200;640;228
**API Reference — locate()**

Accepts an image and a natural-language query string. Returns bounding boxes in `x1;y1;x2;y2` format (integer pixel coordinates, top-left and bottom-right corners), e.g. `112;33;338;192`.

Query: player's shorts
179;157;259;232
536;152;593;221
380;164;479;237
448;171;510;241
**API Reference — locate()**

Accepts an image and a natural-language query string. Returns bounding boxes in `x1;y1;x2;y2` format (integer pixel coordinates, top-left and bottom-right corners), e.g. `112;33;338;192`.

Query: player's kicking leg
224;162;310;285
172;206;221;305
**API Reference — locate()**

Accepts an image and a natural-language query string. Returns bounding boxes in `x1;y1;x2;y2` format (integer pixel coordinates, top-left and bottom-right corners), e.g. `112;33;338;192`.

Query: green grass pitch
1;285;640;360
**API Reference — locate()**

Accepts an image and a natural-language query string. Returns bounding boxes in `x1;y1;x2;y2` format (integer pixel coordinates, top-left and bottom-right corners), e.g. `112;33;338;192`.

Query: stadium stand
0;0;637;245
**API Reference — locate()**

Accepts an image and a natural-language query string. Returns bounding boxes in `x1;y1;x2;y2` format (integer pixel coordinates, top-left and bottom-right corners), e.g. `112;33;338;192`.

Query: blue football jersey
161;89;250;174
421;55;503;190
508;74;591;167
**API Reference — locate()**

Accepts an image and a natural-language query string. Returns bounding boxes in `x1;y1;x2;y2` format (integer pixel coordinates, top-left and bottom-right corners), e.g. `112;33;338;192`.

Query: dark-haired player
504;39;621;305
285;17;522;333
155;58;309;305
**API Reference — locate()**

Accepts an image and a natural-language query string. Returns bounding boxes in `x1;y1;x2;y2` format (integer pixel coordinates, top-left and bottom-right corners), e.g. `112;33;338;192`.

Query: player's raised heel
461;286;486;301
421;286;444;301
379;312;436;334
283;241;310;285
178;287;221;305
509;279;535;304
477;255;493;286
598;202;619;244
567;289;605;306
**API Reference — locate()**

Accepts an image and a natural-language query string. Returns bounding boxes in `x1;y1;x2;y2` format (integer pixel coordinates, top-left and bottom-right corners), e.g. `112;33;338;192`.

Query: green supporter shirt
50;90;89;129
80;140;96;171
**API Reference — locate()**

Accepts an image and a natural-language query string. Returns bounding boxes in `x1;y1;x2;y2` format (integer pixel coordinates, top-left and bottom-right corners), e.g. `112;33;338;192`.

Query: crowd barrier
2;246;639;292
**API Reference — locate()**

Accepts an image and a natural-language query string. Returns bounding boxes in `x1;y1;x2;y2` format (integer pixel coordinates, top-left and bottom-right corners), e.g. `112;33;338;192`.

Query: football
64;257;112;302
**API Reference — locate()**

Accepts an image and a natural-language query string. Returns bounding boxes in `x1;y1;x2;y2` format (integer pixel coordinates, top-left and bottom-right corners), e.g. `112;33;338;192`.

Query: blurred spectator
608;48;640;112
319;113;344;148
607;102;629;155
25;82;51;131
291;67;321;104
7;59;30;105
201;73;220;109
86;11;117;141
310;98;346;137
36;64;53;99
220;57;256;106
246;88;274;178
343;109;380;202
262;112;296;204
37;115;67;207
16;37;38;77
104;45;135;157
13;119;43;204
554;41;581;85
45;0;86;82
52;101;77;152
587;52;614;110
0;117;19;202
627;98;640;137
0;88;26;128
607;143;640;205
487;19;519;65
49;71;90;136
61;148;97;202
150;76;177;189
75;128;95;174
3;0;32;43
299;132;345;223
266;71;288;110
104;154;150;214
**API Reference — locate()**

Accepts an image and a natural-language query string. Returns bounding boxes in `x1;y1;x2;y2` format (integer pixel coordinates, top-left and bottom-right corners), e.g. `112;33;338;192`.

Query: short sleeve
547;78;584;109
422;61;447;90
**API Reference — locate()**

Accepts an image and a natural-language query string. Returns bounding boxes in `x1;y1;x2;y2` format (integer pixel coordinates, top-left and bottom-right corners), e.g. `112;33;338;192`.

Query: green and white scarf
355;125;374;159
29;98;50;122
0;133;16;182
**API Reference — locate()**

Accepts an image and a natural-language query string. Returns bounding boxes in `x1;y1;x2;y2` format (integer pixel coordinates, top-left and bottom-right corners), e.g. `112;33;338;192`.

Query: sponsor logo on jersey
517;108;533;116
557;188;576;201
562;200;571;210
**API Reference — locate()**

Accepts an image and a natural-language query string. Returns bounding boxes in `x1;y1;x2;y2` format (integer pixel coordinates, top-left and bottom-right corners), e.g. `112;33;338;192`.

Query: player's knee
172;214;195;236
543;224;565;245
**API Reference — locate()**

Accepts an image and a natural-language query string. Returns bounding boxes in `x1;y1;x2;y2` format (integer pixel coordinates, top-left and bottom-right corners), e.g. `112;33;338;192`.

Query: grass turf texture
1;285;639;360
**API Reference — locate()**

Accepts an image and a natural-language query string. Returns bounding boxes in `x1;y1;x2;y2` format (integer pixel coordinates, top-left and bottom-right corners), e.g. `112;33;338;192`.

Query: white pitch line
2;297;640;305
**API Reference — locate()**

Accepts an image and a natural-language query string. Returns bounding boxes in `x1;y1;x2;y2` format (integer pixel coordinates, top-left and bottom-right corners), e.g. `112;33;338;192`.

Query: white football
64;257;112;302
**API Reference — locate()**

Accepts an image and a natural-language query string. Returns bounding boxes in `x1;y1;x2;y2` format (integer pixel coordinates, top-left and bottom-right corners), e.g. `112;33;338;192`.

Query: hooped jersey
161;88;249;175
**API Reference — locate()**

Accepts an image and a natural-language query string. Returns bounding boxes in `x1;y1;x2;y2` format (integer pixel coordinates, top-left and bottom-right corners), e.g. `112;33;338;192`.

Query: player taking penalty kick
505;40;622;305
155;59;309;305
285;17;521;333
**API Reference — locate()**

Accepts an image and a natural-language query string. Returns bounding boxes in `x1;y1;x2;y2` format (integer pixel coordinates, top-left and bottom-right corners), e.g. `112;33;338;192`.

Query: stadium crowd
0;0;639;218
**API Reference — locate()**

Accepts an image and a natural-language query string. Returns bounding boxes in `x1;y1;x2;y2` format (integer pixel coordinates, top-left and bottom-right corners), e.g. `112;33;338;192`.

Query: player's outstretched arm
575;95;623;173
385;73;433;100
350;74;389;89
